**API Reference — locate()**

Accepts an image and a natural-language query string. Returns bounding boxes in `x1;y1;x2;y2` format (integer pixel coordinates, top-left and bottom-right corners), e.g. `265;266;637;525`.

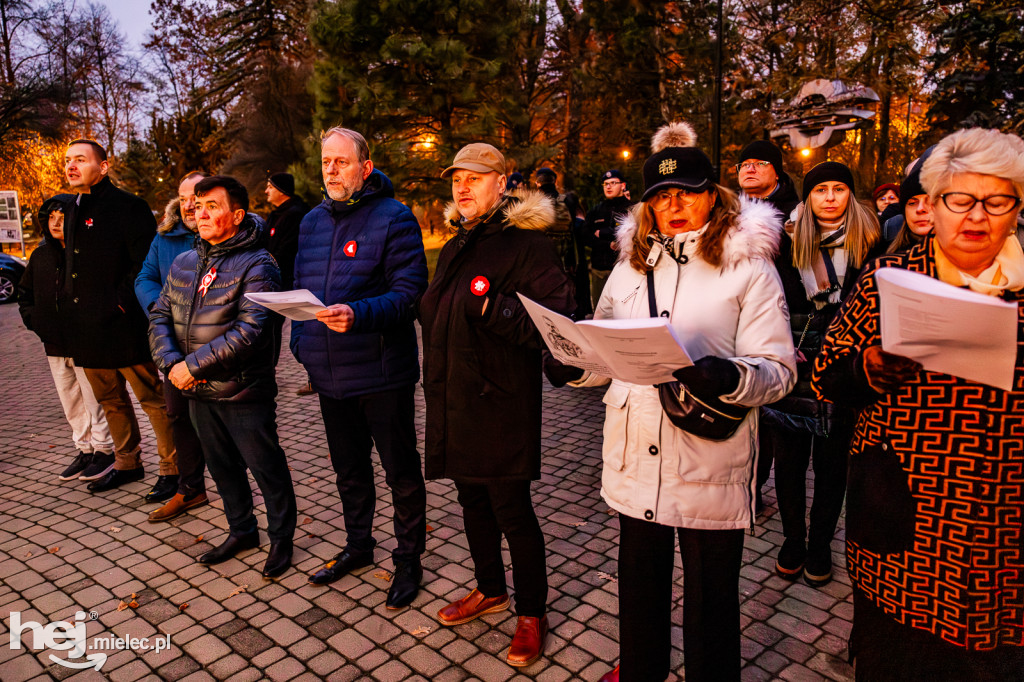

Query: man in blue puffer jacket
136;171;209;518
294;127;428;611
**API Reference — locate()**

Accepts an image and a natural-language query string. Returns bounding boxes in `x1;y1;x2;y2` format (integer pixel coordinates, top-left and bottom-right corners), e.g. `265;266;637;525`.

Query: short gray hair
920;128;1024;200
321;127;370;163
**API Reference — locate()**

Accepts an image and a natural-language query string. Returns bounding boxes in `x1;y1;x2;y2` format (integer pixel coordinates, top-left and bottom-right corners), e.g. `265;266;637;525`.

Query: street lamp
621;150;631;161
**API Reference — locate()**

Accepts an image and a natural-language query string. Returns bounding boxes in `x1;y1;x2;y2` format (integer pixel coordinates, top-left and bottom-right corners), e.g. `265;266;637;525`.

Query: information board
0;191;22;244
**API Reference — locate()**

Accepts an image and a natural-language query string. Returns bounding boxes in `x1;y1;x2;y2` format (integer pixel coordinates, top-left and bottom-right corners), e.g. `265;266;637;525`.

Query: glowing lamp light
800;149;811;158
622;150;631;160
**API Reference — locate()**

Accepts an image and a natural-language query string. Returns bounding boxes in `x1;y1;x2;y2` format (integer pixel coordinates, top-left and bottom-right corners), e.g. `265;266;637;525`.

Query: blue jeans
189;400;297;542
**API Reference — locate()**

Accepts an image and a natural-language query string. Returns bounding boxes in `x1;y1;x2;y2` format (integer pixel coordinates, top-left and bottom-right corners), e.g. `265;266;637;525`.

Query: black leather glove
672;356;741;397
860;346;922;394
543;351;585;388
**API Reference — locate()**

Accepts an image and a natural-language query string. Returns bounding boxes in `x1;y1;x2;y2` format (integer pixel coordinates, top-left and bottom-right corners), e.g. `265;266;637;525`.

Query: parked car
0;252;27;304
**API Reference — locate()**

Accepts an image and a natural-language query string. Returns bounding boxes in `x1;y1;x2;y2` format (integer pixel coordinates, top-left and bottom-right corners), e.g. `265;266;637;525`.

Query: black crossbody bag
647;269;750;441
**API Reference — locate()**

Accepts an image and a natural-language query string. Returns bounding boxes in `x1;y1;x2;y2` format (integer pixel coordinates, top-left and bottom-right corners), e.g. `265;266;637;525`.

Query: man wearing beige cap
419;143;575;668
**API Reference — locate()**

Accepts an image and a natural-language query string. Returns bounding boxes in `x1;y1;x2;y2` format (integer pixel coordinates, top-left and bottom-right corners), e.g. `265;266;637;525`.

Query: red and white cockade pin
85;218;93;227
470;276;490;296
269;227;276;237
198;267;218;297
343;240;357;257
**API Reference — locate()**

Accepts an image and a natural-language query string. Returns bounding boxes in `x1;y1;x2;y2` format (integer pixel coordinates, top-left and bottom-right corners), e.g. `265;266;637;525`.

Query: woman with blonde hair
569;122;795;681
763;161;883;588
813;127;1024;679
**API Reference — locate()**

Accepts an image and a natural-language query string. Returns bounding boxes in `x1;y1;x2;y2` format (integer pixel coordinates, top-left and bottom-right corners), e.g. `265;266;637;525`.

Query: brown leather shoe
506;615;548;667
599;664;620;682
148;492;208;523
437;588;510;626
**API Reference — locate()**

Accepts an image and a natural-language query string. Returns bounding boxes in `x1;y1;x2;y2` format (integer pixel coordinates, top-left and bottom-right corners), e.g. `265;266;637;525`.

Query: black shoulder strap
818;247;840;289
646;269;658;318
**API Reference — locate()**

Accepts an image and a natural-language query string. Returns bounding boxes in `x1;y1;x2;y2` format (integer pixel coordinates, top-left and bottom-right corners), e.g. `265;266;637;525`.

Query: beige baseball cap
440;143;506;178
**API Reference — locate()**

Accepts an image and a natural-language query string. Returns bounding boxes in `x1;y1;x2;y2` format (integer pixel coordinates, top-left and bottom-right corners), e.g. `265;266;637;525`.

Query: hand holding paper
244;289;327;321
876;268;1018;391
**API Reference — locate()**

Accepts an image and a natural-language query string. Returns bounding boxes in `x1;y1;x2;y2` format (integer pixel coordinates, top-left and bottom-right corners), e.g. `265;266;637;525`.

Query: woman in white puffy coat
574;124;796;682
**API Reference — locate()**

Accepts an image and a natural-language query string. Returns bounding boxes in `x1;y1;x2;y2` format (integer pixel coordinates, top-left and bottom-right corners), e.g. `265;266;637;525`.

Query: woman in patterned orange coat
812;127;1024;680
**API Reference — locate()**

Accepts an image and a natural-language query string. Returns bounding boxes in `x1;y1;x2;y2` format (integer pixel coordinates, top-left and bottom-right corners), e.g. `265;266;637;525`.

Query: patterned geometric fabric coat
812;236;1024;651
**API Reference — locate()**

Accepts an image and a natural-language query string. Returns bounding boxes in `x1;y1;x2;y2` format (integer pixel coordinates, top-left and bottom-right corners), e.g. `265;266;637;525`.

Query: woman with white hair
813;127;1024;679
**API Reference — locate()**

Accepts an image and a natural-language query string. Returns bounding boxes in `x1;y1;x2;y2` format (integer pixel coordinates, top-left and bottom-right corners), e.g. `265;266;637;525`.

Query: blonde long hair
628;185;741;273
791;194;880;269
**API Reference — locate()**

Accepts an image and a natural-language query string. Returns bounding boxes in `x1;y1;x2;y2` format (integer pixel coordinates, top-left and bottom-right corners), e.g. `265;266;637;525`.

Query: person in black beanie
886;150;936;254
735;139;799;217
265;172;310;364
763;159;883;590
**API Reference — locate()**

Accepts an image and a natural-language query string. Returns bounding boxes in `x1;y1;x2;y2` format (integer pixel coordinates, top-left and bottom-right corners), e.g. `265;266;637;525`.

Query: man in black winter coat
264;172;310;364
149;175;297;579
420;143;575;668
583;169;633;307
61;139;177;498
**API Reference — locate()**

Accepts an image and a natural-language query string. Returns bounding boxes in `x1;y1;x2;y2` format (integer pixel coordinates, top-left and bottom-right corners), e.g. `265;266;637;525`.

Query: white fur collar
615;195;783;267
443;188;554;232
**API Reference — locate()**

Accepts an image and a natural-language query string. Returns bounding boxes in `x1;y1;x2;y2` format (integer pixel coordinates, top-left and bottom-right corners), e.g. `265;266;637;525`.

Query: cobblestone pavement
0;302;854;681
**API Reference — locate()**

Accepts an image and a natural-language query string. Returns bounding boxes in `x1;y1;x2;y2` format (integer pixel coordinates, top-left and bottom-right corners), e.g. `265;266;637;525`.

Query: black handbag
647;269;750;441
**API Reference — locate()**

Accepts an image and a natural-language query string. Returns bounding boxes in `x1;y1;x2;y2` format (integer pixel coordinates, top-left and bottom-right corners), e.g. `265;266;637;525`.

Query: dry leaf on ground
425;524;435;532
109;526;122;533
597;572;618;582
228;585;248;597
48;546;60;554
411;626;432;636
374;571;393;582
116;601;129;612
128;600;139;608
571;522;587;527
178;602;189;611
195;535;204;543
301;517;313;525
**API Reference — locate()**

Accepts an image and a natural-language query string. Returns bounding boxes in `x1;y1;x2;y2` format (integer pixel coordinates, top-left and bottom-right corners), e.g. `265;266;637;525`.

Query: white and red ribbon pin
198;267;218;297
470;276;490;296
85;218;93;227
344;240;357;257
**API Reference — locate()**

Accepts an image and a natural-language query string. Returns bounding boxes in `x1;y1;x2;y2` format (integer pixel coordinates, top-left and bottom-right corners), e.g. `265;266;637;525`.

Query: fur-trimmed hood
443;188;555;232
615;194;783;268
158;197;195;235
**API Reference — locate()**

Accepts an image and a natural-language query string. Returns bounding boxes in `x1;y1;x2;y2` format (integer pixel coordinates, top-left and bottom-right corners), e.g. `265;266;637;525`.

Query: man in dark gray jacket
149;175;297;579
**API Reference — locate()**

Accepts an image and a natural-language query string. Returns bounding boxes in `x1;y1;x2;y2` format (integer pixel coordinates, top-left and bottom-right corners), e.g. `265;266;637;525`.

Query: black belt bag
647;269;750;441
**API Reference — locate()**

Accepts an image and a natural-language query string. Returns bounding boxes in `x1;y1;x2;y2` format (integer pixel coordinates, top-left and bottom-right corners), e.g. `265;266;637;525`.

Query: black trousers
851;590;1024;681
455;480;547;617
319;386;426;563
163;375;205;497
618;514;744;682
766;409;853;553
190;400;297;542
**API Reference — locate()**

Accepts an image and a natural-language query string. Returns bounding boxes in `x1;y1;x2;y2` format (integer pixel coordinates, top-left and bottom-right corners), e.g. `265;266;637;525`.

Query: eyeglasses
735;161;772;172
650;189;704;212
603;180;623;188
939;192;1022;216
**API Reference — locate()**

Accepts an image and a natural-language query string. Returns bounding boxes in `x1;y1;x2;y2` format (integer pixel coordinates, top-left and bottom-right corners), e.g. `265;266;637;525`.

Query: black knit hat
269;172;296;197
535;167;557;182
899;145;937;213
801;162;855;201
738;140;784;178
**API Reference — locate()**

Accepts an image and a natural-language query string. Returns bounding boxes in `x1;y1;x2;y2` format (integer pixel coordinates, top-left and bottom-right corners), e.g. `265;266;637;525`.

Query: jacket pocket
601;382;630;472
846;443;916;554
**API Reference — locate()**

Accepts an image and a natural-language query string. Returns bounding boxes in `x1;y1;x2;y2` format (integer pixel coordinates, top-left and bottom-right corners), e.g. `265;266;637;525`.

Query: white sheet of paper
244;289;327;321
518;294;692;385
876;267;1018;391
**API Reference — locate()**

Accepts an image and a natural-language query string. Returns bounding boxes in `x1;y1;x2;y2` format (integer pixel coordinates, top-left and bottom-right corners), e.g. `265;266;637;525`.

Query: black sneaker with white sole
59;451;94;481
78;452;115;481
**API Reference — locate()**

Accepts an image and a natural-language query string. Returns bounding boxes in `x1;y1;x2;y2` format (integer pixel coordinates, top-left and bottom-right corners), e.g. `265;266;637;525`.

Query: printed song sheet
876;267;1018;391
245;289;327;321
518;294;692;385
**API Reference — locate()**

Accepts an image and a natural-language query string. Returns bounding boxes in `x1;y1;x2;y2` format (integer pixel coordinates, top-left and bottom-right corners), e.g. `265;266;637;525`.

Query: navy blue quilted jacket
290;170;427;399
